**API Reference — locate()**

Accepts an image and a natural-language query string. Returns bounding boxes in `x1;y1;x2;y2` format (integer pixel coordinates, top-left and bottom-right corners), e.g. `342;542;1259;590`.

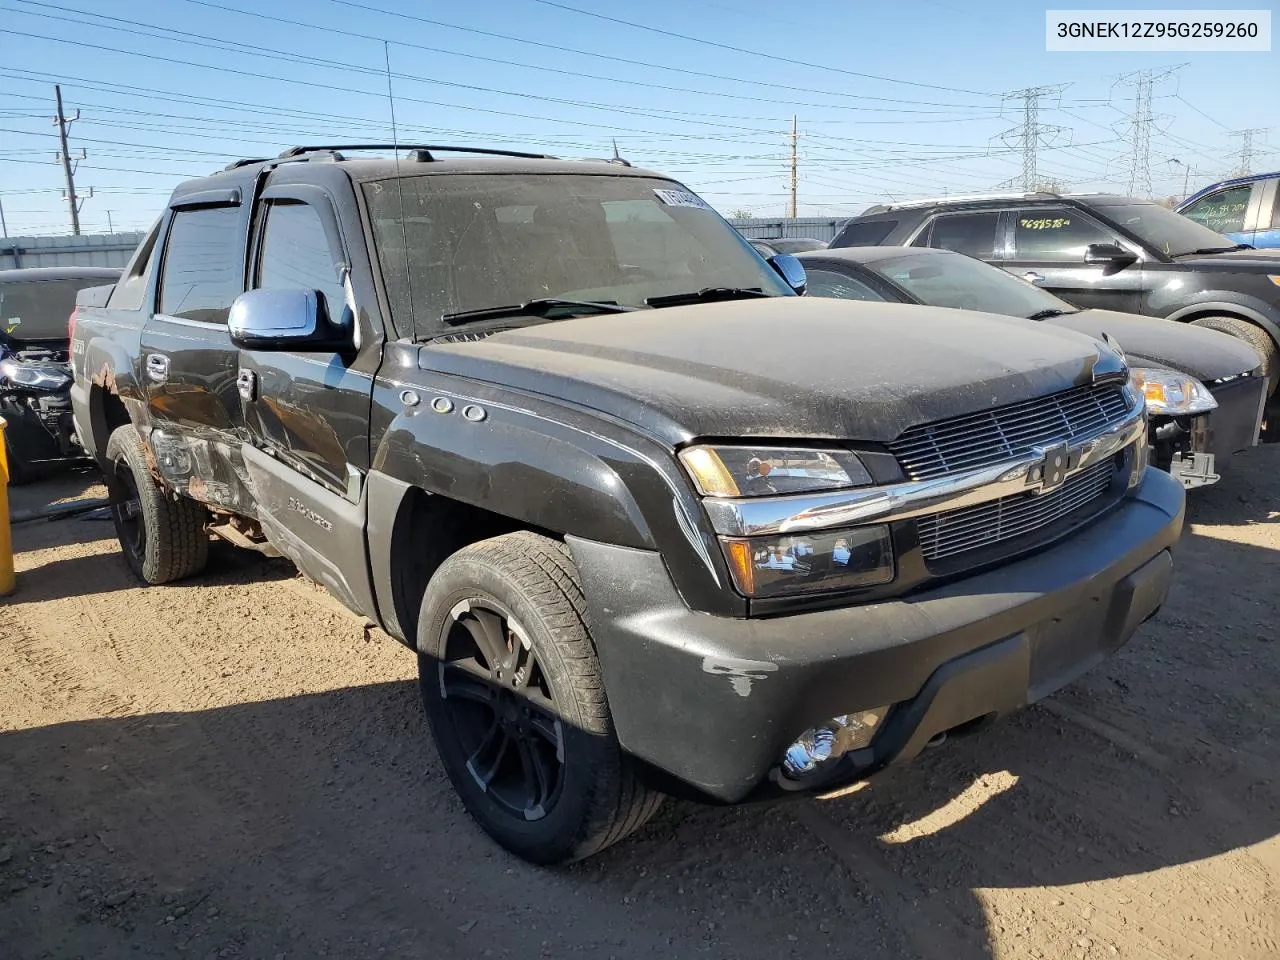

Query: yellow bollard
0;417;12;596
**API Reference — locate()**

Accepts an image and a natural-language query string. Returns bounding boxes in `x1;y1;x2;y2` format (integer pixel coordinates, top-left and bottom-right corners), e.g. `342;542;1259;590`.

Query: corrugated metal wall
728;218;846;243
1;232;145;269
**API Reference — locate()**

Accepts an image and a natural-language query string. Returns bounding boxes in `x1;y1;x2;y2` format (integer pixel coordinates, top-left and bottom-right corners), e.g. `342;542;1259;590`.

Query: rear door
1178;182;1257;246
1002;205;1147;313
139;190;251;512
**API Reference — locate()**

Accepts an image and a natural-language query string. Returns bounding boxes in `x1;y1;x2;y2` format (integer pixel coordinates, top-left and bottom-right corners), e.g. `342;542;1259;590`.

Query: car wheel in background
417;531;663;865
1190;315;1279;396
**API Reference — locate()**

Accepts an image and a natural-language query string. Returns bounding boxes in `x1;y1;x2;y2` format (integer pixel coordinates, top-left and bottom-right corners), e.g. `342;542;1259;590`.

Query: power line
528;0;998;97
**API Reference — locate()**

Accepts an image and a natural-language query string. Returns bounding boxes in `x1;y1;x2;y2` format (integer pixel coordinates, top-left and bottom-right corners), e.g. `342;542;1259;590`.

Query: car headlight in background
1130;367;1218;416
679;444;872;497
0;359;72;391
721;525;894;598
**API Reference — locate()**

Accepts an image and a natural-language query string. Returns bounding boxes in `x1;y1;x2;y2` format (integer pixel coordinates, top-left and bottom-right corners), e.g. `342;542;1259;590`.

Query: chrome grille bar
889;384;1130;481
918;459;1116;561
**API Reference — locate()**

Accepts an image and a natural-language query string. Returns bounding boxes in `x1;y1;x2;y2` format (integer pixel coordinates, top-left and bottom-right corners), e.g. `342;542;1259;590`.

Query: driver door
1001;206;1147;313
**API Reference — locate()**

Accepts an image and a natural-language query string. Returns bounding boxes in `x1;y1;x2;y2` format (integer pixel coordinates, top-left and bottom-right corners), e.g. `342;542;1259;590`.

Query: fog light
780;708;889;779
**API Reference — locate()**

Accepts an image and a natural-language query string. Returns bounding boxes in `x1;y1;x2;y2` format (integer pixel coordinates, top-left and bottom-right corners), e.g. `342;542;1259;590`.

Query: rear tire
1190;315;1279;396
104;425;209;584
417;531;663;865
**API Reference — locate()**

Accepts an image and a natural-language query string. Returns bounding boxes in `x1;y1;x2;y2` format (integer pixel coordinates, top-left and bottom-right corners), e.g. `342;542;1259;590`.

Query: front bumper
568;467;1184;803
1152;373;1265;489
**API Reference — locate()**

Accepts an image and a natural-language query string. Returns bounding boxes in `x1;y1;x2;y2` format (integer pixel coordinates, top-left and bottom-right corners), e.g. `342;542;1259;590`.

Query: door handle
236;368;258;402
145;353;170;383
1022;271;1045;284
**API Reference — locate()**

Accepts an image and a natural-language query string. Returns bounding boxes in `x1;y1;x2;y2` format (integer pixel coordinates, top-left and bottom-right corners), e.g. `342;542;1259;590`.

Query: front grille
917;458;1117;562
888;383;1130;481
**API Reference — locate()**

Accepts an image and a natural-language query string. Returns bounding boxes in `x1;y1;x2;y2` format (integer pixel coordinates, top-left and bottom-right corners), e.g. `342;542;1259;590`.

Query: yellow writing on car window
1019;218;1072;230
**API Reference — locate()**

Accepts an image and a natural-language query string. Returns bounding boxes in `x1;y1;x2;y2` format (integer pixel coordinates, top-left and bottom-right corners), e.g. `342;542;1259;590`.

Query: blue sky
0;0;1275;236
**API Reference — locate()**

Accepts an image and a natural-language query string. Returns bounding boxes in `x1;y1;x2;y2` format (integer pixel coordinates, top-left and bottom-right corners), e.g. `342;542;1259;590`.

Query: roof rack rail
867;190;1062;213
275;144;557;161
223;157;272;171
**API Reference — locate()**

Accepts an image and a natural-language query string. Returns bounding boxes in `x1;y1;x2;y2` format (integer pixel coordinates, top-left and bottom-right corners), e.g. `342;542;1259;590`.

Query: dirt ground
0;450;1277;960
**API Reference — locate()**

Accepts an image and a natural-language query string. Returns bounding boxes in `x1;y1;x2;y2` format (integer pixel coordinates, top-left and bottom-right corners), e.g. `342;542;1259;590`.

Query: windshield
1102;201;1236;257
0;278;111;344
363;173;791;335
870;251;1074;319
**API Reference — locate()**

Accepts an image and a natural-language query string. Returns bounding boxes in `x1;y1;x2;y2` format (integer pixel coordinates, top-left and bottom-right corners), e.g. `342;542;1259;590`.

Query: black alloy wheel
437;599;565;822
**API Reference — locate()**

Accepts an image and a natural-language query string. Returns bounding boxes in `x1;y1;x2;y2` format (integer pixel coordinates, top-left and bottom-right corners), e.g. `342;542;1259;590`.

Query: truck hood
1046;309;1262;381
419;298;1119;444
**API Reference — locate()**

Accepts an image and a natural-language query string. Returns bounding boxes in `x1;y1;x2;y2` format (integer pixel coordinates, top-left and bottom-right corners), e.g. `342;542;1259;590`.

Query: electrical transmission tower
997;85;1068;192
1229;128;1268;176
1115;68;1178;199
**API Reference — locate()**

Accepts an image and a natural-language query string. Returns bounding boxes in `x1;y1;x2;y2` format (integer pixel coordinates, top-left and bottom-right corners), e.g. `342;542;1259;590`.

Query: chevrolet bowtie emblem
1028;442;1073;492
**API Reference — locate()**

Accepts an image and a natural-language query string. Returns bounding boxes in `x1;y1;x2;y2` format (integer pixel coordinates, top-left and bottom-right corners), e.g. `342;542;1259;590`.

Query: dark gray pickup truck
71;145;1184;864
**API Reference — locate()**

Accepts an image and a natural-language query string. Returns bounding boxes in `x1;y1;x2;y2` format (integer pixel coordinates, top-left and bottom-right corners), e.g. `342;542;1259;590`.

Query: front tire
417;531;662;865
104;425;209;584
1190;315;1279;396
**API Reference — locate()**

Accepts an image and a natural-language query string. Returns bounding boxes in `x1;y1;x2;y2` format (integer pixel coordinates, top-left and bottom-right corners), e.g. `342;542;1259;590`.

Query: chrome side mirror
768;254;808;295
228;288;352;351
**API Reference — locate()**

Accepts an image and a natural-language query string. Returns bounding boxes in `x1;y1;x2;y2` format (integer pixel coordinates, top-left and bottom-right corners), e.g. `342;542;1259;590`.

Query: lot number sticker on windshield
654;189;712;210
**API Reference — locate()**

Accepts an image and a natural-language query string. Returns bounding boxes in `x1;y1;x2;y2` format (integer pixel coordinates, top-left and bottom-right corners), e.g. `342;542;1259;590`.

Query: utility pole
0;197;7;239
1116;68;1178;199
998;85;1067;193
788;115;798;219
106;210;114;234
54;84;86;236
1229;128;1267;176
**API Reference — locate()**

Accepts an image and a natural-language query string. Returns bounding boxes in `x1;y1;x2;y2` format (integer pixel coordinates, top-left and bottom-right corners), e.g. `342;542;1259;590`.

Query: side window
108;220;161;311
1181;185;1251;234
158;206;244;324
804;268;887;302
255;200;347;320
1012;207;1114;261
919;213;1001;258
834;219;898;247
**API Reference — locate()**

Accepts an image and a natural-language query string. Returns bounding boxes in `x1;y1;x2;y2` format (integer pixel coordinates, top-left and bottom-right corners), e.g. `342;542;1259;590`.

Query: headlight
721;525;894;598
0;359;72;390
1130;367;1218;416
679;444;872;497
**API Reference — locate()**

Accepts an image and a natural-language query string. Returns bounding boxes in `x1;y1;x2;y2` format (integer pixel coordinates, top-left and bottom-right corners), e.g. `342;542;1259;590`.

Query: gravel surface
1;452;1277;960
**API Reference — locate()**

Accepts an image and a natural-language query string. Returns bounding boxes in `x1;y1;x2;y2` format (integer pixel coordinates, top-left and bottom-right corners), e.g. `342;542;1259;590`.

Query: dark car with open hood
71;145;1182;864
798;246;1267;489
0;266;121;483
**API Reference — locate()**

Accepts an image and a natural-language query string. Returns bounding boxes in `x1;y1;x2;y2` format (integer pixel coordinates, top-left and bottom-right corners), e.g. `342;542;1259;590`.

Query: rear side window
255;201;347;320
158;206;243;324
804;268;887;302
833;219;897;247
1011;207;1114;261
916;213;1001;258
1181;185;1252;234
109;220;160;311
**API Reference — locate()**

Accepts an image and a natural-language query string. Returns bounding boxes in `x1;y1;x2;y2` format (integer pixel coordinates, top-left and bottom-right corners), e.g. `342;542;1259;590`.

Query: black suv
831;192;1280;393
71;147;1182;864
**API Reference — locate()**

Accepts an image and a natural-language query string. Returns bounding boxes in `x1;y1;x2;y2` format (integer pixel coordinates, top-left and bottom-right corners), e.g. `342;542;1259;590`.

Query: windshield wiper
441;298;636;326
644;287;770;308
1174;244;1255;256
1025;308;1076;321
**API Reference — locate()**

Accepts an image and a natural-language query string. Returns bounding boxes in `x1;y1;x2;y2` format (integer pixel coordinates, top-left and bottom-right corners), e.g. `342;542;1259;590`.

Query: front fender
368;375;738;616
1162;296;1280;351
